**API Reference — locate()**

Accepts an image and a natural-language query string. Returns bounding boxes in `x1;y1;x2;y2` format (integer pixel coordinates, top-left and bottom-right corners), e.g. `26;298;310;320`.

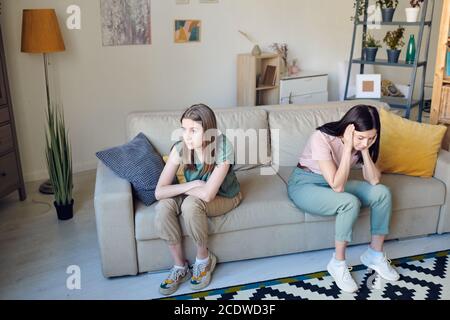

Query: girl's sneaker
326;255;358;293
360;249;400;281
190;251;217;290
159;262;191;296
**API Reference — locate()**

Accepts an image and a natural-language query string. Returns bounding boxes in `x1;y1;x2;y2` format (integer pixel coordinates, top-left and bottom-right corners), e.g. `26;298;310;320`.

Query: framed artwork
174;20;201;43
100;0;152;46
356;74;381;98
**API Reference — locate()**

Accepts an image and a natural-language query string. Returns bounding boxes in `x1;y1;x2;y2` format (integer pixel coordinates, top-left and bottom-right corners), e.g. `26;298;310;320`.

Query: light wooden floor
1;152;449;299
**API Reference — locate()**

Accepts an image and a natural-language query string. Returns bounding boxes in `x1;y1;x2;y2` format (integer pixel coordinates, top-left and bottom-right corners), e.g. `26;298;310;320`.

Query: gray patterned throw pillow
95;132;164;206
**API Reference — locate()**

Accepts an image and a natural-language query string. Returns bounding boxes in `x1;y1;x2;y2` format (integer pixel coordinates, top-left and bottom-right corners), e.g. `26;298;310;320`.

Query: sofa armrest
94;160;138;277
434;149;450;234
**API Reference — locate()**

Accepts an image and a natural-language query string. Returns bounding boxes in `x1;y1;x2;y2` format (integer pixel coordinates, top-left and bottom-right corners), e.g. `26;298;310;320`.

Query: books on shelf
262;65;277;87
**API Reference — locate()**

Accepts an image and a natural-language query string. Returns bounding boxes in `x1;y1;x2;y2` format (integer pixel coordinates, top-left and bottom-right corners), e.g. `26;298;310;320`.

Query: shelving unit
237;53;281;106
344;0;436;122
430;0;450;150
0;24;26;200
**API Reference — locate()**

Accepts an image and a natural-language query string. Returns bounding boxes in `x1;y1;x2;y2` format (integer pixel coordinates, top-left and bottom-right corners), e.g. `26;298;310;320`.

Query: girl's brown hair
179;104;218;176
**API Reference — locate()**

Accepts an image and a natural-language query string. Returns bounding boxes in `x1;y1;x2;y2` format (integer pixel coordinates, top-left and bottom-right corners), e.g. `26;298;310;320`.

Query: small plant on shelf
410;0;425;8
364;33;382;48
363;33;382;62
270;43;288;75
376;0;399;22
376;0;399;9
383;26;405;63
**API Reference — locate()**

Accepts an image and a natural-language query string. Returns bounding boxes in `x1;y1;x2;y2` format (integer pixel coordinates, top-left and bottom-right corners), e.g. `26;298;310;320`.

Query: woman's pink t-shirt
298;130;361;175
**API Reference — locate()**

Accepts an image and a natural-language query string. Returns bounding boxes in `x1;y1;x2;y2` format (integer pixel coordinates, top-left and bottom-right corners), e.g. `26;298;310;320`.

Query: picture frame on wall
174;19;201;43
356;74;381;99
100;0;152;46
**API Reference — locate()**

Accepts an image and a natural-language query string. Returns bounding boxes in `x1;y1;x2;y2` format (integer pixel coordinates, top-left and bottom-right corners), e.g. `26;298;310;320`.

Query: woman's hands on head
343;124;355;150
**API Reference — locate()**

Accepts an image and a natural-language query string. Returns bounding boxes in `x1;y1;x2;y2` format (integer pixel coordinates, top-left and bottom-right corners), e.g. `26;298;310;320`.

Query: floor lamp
21;9;66;194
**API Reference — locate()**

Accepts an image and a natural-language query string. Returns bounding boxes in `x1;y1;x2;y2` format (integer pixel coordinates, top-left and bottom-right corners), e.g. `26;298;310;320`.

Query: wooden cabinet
0;24;26;200
279;71;328;105
237;53;281;106
431;0;450;150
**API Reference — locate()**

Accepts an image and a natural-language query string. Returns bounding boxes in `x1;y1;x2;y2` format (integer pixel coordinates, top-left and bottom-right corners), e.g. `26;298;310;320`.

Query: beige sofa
94;100;450;278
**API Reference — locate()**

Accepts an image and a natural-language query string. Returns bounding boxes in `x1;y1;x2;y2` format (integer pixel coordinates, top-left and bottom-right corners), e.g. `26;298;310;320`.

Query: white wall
0;0;442;182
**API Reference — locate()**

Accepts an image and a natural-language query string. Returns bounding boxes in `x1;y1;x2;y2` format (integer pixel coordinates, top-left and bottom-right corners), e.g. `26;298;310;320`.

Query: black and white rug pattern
166;250;450;300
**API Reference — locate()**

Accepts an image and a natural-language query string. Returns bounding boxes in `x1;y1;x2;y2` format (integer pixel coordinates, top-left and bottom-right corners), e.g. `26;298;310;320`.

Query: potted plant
376;0;399;22
270;43;289;75
406;0;424;22
45;102;74;220
383;26;405;63
351;0;367;22
363;33;382;62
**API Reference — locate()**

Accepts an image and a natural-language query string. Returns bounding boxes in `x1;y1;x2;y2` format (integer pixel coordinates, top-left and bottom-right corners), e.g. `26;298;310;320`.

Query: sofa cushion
95;132;164;206
126;107;270;171
134;167;304;241
276;166;446;222
377;108;448;178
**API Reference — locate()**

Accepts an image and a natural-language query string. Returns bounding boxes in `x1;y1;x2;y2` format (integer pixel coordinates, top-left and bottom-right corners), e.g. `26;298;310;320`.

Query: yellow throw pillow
162;155;186;184
376;108;447;177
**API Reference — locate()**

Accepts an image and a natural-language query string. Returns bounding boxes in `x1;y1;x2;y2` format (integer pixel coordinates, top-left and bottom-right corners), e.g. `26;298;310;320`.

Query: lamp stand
39;53;54;195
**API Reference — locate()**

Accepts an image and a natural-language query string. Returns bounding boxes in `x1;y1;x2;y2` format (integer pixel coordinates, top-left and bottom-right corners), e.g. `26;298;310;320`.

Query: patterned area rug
165;249;450;300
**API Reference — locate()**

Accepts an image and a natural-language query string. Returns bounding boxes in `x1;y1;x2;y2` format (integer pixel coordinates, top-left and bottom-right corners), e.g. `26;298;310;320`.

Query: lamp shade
21;9;65;53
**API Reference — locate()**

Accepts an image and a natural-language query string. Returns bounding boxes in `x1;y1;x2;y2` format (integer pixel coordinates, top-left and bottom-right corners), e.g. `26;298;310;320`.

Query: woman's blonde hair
179;104;218;176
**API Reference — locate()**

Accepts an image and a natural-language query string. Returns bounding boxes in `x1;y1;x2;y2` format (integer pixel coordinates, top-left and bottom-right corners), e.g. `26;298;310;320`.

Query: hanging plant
351;0;367;22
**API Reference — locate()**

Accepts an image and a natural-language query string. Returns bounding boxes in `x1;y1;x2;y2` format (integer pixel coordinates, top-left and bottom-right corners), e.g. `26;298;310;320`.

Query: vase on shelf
288;59;301;76
251;44;261;56
381;7;396;22
405;7;420;22
387;49;401;63
446;49;450;77
406;35;416;64
364;47;379;62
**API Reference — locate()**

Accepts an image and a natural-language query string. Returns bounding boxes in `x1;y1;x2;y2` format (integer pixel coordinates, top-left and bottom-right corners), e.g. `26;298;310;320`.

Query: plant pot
405;7;420;23
387;49;401;63
54;199;74;220
381;8;395;22
364;47;379;62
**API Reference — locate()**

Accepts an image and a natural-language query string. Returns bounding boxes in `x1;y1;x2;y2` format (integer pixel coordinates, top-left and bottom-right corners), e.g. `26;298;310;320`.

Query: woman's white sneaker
326;255;358;293
360;249;400;282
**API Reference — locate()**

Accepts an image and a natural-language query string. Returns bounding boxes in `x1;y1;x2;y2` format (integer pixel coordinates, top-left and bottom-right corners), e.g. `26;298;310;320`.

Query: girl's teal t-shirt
174;134;240;198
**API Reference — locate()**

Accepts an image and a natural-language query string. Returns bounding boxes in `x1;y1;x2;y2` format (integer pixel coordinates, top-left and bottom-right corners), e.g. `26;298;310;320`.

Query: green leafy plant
351;0;367;22
364;33;382;48
410;0;424;8
376;0;399;9
45;103;73;206
383;27;405;50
